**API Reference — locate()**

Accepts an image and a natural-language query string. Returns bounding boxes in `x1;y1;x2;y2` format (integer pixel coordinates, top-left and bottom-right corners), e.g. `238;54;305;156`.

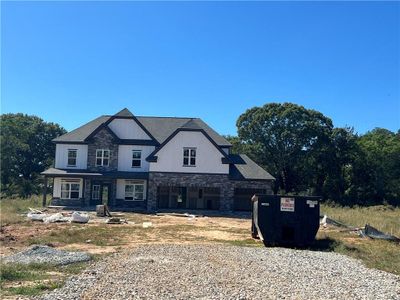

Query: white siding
149;131;229;174
222;147;230;155
53;178;83;198
116;179;147;200
108;119;152;140
118;145;155;172
55;144;88;169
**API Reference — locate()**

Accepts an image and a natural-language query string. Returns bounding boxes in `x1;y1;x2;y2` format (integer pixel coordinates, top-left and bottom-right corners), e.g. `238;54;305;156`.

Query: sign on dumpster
280;197;295;212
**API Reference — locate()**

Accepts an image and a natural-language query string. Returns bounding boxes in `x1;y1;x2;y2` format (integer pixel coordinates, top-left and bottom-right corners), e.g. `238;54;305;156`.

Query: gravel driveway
39;244;400;300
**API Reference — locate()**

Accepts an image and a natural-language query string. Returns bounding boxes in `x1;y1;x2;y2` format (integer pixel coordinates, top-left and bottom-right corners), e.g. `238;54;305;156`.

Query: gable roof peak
114;108;134;117
180;118;202;130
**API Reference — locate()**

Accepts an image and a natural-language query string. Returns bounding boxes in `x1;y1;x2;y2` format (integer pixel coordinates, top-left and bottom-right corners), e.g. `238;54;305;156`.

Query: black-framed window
183;148;196;166
67;149;77;166
92;185;100;200
96;149;110;166
61;180;80;199
132;150;141;168
125;181;145;201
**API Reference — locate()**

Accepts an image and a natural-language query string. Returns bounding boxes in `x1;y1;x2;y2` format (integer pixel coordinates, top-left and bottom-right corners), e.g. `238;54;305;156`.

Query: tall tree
236;103;333;194
1;113;66;197
349;128;400;205
322;127;359;203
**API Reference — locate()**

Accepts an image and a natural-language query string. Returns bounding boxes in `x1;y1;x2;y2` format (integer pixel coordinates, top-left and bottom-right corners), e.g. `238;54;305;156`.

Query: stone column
147;173;158;212
42;176;48;207
220;181;234;211
83;179;91;206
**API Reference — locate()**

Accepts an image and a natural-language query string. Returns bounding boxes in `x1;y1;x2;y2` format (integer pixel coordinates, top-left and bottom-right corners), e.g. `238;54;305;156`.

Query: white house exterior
42;108;274;211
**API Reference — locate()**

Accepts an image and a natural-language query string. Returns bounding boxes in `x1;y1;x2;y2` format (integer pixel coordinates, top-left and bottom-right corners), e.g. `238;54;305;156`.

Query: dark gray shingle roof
115;108;134;117
53;111;231;147
137;116;231;146
52;116;110;143
229;154;275;181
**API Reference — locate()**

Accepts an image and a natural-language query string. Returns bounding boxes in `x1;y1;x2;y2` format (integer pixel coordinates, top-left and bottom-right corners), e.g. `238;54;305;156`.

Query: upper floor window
132;150;141;168
67;149;77;166
96;149;110;166
183;148;196;166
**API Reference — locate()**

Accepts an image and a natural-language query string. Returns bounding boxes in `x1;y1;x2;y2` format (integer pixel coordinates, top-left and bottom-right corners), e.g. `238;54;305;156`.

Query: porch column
42;176;48;207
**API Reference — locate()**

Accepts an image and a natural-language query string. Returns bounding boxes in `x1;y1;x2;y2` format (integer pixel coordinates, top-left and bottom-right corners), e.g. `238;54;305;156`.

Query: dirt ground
0;210;253;256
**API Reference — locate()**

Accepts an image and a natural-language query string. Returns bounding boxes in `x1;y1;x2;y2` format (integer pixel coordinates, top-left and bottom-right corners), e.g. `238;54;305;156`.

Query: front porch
41;168;149;210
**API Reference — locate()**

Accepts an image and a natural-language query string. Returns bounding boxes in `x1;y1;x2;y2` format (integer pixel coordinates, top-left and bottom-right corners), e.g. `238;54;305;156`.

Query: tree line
226;103;399;206
1;105;399;206
1;113;66;197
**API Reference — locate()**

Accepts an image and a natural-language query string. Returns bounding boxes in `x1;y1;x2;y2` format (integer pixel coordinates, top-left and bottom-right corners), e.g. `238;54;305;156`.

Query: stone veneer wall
83;179;91;206
147;172;273;212
87;128;119;172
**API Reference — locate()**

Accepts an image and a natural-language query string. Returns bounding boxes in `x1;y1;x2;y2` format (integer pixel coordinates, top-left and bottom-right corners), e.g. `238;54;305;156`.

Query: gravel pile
39;245;399;300
2;245;91;265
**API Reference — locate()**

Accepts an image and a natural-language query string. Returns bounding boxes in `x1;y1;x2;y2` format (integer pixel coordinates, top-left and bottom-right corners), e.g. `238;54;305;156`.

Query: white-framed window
67;149;77;166
131;150;141;168
92;185;100;200
96;149;110;166
124;180;145;201
61;179;80;199
183;148;196;166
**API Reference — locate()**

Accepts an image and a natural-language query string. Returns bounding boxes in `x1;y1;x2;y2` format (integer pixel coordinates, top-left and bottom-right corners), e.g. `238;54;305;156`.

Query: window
61;180;80;199
132;150;141;168
183;148;196;166
67;149;77;166
125;180;145;201
92;185;100;200
96;149;110;166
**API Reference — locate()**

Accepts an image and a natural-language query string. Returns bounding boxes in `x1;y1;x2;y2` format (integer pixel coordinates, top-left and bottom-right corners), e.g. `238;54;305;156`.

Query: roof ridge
136;115;200;119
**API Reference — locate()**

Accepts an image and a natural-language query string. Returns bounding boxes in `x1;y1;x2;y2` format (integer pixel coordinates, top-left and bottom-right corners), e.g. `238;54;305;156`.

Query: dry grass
321;204;400;236
0;197;44;226
319;204;400;275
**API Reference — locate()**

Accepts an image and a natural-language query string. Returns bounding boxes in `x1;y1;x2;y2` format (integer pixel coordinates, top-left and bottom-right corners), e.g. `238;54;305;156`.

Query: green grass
0;263;46;283
318;204;400;275
0;261;91;297
28;224;128;246
5;281;63;296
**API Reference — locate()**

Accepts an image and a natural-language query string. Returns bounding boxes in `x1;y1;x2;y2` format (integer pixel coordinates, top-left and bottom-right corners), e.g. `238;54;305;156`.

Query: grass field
318;204;400;276
320;204;400;236
0;197;399;297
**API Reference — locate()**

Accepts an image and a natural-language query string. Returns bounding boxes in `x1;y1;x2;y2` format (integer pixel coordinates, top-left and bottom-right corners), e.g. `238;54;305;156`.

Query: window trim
124;180;145;201
131;150;142;168
95;149;110;167
183;147;196;167
67;149;77;167
92;184;100;200
60;179;80;199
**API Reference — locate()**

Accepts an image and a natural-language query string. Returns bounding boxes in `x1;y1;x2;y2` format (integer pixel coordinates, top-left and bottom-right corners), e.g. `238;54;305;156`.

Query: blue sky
2;1;399;135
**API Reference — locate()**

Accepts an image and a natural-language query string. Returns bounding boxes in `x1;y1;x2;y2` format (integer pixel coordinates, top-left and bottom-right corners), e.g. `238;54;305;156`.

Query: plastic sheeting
71;212;90;223
361;224;400;243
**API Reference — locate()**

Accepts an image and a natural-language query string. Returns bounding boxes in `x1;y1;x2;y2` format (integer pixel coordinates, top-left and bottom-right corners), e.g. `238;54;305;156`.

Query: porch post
42;176;48;207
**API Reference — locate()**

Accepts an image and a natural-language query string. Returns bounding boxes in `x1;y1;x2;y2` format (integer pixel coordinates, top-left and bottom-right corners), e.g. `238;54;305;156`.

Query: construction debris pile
25;205;135;225
320;215;400;243
27;208;90;224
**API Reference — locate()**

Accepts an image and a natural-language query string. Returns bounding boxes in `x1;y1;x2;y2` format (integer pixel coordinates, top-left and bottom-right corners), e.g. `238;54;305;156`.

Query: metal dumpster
251;194;320;247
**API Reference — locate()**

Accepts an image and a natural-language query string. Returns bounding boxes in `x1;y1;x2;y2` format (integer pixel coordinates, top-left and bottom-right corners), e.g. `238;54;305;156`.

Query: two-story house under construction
42;108;274;211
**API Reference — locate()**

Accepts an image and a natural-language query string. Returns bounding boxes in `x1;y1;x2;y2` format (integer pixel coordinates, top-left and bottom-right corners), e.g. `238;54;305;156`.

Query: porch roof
229;154;275;181
41;168;148;179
